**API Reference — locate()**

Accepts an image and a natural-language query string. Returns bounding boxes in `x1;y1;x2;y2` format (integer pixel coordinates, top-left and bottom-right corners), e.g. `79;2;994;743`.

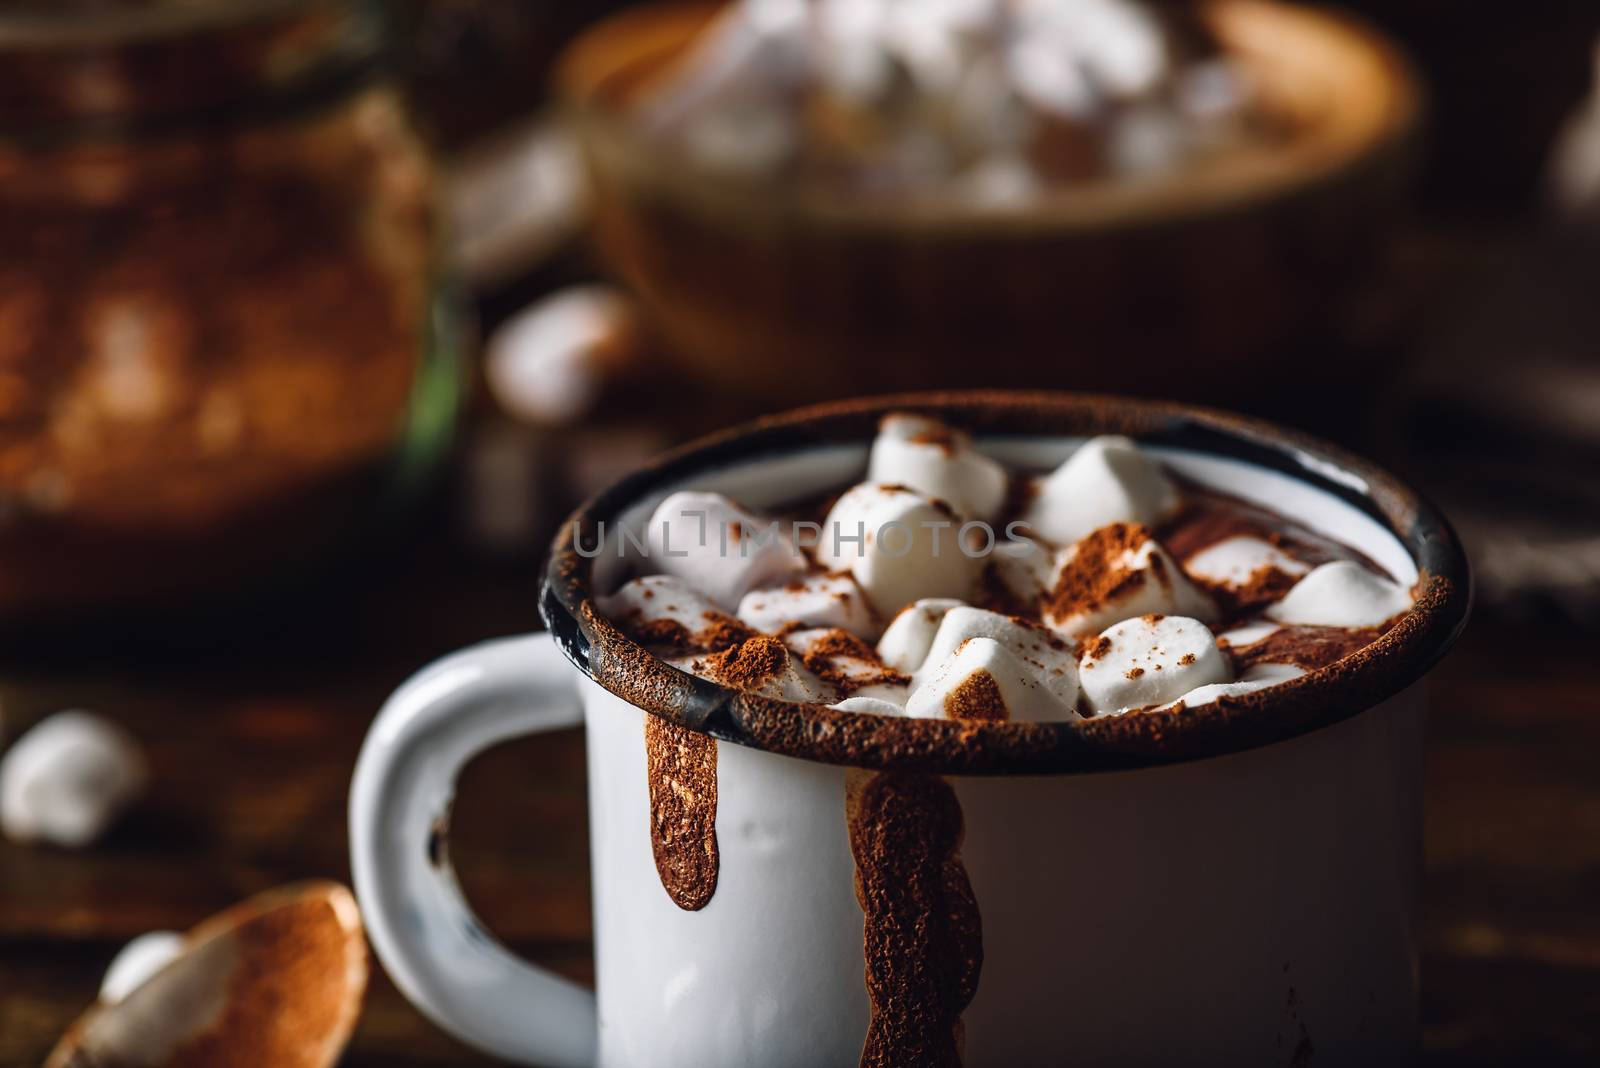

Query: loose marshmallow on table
876;597;965;674
816;483;980;618
1020;435;1180;547
1183;536;1310;588
100;931;186;1004
1266;561;1412;629
597;575;748;649
1078;614;1230;714
0;711;146;848
907;637;1080;722
484;285;639;427
866;412;1008;520
738;573;881;640
646;491;807;610
1043;523;1215;637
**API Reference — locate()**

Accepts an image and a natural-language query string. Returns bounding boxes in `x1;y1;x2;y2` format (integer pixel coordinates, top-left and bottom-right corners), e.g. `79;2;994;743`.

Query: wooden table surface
0;515;1596;1067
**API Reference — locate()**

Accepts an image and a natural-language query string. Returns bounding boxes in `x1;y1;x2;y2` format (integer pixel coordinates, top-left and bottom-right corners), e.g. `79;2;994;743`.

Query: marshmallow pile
639;0;1258;202
597;412;1415;722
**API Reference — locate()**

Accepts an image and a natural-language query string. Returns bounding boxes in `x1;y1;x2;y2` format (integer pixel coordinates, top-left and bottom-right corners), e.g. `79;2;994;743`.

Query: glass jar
0;0;461;621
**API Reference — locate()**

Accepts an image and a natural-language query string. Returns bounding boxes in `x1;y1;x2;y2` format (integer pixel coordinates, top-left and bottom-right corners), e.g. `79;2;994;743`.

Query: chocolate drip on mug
847;770;983;1068
644;715;719;911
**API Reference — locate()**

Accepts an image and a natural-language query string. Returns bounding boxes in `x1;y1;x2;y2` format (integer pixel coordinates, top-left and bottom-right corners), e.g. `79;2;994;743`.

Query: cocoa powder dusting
1043;523;1155;624
631;617;695;650
644;715;719;911
1197;565;1304;618
847;770;983;1068
800;629;911;696
943;671;1008;721
806;628;881;662
695;634;789;688
622;611;755;654
699;614;760;651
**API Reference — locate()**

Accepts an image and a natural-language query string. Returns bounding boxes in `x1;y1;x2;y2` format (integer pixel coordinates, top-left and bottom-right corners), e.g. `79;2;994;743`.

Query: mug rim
540;391;1470;775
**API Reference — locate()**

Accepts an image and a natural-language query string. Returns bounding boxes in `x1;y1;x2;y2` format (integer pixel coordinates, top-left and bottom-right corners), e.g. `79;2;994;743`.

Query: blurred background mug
350;394;1468;1068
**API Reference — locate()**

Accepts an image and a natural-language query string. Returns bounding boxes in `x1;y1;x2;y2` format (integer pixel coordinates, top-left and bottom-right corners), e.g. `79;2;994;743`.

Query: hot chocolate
354;394;1467;1067
596;411;1415;722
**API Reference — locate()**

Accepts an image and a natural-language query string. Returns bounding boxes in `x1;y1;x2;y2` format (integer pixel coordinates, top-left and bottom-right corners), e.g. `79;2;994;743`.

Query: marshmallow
784;628;910;706
1107;103;1188;178
906;637;1080;722
1266;561;1412;629
645;1;808;131
815;0;896;105
962;153;1044;208
1044;524;1215;637
1177;59;1249;122
597;575;750;650
646;492;807;610
1008;32;1096;120
1217;619;1281;649
1183;536;1310;588
876;597;966;674
915;606;1077;697
101;931;186;1004
816;483;980;618
1020;436;1180;547
1078;615;1230;714
484;285;639;427
0;711;146;848
1153;662;1307;713
738;573;880;639
670;635;835;704
831;696;907;717
866;413;1009;520
902;606;1080;720
682;103;799;176
1015;0;1167;100
1241;662;1308;686
989;535;1058;606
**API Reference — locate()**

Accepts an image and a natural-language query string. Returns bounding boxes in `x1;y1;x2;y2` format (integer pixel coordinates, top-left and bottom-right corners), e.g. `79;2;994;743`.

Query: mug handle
350;632;598;1068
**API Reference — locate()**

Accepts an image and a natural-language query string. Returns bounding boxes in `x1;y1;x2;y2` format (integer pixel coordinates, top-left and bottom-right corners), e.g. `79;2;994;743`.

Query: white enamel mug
351;394;1469;1068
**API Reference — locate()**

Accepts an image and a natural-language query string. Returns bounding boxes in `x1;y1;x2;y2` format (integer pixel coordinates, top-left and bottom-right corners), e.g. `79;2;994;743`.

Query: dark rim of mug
541;392;1470;775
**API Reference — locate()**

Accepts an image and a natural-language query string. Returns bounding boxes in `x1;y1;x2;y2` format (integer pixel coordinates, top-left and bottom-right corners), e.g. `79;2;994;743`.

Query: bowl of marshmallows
558;0;1420;406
